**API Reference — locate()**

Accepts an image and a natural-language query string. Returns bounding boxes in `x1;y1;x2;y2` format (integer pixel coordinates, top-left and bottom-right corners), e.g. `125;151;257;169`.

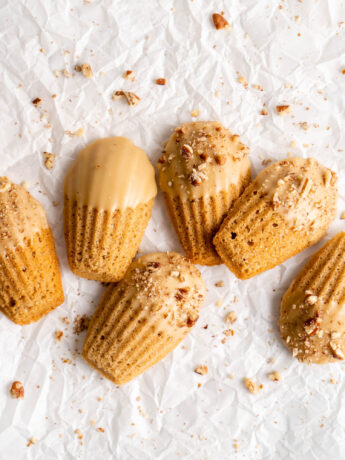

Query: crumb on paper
223;329;234;336
342;69;345;75
21;181;29;190
194;365;208;375
97;427;105;433
340;211;345;220
62;69;70;78
261;108;268;116
60;316;70;325
27;437;36;447
215;280;224;287
75;63;93;78
216;298;223;307
212;13;231;30
284;82;293;88
299;121;310;130
225;311;237;324
276;105;291;115
190;109;201;117
238;76;248;88
155;78;167;85
244;377;261;394
330;378;337;384
290;140;297;148
74;429;83;440
55;330;63;342
122;70;135;81
32;97;42;107
112;90;140;106
268;371;281;382
10;381;24;399
43;152;56;170
73;314;90;335
253;84;264;91
65;128;84;137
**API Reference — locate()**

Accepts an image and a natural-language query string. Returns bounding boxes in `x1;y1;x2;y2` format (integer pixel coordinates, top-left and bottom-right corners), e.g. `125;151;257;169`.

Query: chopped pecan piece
181;144;193;158
112;90;140;106
155;78;167;85
32;97;42;106
276;105;291;115
194;365;208;375
212;13;230;30
10;381;24;399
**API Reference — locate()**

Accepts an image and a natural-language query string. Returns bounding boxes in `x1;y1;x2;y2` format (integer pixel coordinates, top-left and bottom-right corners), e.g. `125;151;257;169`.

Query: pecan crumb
215;154;226;165
276;105;291;115
55;330;63;341
27;437;36;447
238;76;248;88
268;371;281;382
262;158;272;166
60;316;70;325
212;13;230;30
75;63;93;78
10;381;24;399
299;121;310;130
261;108;268;116
43;152;56;170
155;78;167;85
225;311;237;324
244;377;261;394
340;211;345;220
215;280;224;287
32;97;42;106
122;70;135;81
190;109;201;117
342;69;345;75
194;365;208;375
73;314;90;335
97;427;105;433
65;128;84;137
112;90;140;106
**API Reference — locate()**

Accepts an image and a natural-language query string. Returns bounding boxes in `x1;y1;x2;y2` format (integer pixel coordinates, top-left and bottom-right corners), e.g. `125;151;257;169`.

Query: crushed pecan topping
32;97;42;106
123;70;135;81
276;105;291;115
225;311;237;324
212;13;230;30
244;377;261;394
10;381;24;399
268;371;281;382
75;63;93;78
112;90;140;106
181;144;193;158
155;78;167;85
43;152;56;170
215;154;226;165
194;365;208;375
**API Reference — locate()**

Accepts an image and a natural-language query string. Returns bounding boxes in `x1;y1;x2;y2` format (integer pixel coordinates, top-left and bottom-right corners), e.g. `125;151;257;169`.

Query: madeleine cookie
0;177;64;325
64;137;157;282
214;157;337;279
82;252;206;385
157;121;251;265
280;232;345;364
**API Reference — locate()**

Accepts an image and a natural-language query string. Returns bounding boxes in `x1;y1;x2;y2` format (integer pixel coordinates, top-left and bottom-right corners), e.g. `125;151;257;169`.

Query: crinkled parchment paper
1;1;345;459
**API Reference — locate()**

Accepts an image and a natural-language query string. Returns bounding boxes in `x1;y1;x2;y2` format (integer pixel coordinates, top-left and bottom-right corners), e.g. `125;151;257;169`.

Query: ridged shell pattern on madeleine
280;232;345;364
214;157;338;279
0;177;64;325
82;252;206;385
157;121;251;266
64;137;157;282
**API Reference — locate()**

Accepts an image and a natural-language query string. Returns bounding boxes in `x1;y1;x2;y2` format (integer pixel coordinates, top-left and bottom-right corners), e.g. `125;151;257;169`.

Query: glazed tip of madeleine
82;252;206;385
157;121;251;266
214;156;338;280
280;232;345;364
64;136;157;283
0;177;64;325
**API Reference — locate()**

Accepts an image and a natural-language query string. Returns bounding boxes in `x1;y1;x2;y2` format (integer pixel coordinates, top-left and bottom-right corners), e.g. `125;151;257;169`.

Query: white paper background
1;0;345;459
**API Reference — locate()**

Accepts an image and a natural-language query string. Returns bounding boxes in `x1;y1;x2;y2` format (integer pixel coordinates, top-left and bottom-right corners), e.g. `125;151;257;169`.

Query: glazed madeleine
157;121;251;265
82;252;206;385
64;137;157;282
214;157;337;279
0;177;64;325
280;232;345;364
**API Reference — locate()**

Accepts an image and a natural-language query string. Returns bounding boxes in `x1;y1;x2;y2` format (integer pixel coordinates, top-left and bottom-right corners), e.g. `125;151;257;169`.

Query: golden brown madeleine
280;232;345;364
214;157;337;279
82;252;206;385
64;137;157;282
0;177;64;325
157;121;251;266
